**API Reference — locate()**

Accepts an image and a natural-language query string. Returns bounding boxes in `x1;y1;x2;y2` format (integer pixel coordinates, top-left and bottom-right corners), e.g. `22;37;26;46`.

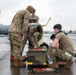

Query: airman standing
8;5;34;67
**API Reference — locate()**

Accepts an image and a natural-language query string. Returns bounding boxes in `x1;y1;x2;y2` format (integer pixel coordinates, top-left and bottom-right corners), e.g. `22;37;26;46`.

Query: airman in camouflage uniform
47;24;74;69
29;9;43;46
8;5;34;66
28;24;43;48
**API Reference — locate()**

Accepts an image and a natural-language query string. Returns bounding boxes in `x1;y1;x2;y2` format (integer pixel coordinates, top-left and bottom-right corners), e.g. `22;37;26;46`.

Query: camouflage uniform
47;32;74;61
8;9;30;60
28;24;43;48
55;32;75;56
47;47;71;61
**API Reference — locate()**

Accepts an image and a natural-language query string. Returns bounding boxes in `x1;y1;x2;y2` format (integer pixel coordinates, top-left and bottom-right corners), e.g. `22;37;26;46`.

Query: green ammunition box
27;50;47;65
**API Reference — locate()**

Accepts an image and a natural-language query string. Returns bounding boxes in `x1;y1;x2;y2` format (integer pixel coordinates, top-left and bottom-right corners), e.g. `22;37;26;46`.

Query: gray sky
0;0;76;31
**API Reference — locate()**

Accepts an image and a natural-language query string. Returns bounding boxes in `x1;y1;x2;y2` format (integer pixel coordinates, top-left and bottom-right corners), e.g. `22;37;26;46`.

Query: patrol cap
26;5;34;13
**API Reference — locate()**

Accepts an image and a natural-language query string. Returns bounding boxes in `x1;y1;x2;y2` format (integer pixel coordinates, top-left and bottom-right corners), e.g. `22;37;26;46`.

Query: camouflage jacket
8;9;30;36
28;25;43;41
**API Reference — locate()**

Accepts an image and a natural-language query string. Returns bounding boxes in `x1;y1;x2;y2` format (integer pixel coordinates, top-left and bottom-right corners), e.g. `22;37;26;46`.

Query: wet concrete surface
0;52;76;75
0;35;76;75
1;52;76;75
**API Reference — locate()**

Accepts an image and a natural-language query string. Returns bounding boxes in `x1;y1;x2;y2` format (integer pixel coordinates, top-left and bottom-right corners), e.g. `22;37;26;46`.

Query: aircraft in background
0;24;9;35
0;24;52;35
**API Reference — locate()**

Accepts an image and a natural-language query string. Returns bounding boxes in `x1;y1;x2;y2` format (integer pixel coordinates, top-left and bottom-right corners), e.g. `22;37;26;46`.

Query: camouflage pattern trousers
47;46;71;62
9;32;27;60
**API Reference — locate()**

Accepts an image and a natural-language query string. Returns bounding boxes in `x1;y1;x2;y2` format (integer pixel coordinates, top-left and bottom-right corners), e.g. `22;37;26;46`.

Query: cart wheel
28;66;35;73
28;66;32;71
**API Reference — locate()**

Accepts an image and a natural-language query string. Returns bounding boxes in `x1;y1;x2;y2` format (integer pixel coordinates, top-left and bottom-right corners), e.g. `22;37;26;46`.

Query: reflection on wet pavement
0;35;76;75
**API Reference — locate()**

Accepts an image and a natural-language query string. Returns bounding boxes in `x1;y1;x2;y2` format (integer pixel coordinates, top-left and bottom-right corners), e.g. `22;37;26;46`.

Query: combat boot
10;55;14;61
47;60;59;69
10;55;27;66
64;58;73;69
13;60;26;67
10;55;15;66
20;56;27;62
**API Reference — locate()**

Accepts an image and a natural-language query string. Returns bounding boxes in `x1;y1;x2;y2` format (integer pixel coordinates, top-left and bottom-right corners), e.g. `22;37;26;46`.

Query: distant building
0;24;9;35
43;31;51;34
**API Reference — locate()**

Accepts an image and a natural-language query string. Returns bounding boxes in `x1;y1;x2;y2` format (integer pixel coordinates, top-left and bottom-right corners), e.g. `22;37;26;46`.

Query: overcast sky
0;0;76;31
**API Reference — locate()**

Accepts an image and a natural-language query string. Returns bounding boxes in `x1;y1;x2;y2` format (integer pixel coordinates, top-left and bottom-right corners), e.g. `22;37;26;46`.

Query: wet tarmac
0;35;76;75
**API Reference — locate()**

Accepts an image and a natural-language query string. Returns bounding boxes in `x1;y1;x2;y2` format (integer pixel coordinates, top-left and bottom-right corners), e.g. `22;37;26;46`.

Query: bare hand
22;36;24;42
